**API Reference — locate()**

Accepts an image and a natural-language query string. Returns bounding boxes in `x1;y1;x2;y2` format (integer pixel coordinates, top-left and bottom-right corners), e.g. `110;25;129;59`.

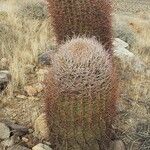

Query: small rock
42;142;51;147
22;137;29;143
22;134;39;148
0;122;10;140
0;70;11;92
7;145;30;150
16;95;26;99
1;139;14;148
38;51;53;65
24;86;38;96
34;113;49;140
109;140;126;150
0;70;11;82
114;46;134;59
113;38;129;48
3;121;29;136
34;83;44;93
1;135;20;148
32;143;52;150
114;46;146;72
113;38;146;73
0;58;9;68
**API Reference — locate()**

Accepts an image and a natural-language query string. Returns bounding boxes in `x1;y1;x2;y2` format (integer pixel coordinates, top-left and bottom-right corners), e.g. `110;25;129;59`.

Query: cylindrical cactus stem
44;37;118;150
47;0;113;54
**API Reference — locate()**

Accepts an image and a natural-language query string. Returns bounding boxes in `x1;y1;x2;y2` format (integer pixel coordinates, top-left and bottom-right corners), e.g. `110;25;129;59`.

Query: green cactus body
47;0;112;53
44;37;117;150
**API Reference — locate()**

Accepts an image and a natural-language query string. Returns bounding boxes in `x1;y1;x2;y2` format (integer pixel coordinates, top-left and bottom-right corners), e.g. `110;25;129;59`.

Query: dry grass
128;17;150;65
113;13;150;65
113;12;150;150
115;66;150;150
0;0;54;94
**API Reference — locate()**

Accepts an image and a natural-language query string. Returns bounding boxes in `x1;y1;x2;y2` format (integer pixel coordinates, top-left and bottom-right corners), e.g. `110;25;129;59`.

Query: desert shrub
17;1;48;20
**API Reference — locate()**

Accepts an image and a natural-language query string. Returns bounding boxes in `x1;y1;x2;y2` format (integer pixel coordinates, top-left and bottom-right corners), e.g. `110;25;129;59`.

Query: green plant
44;37;118;150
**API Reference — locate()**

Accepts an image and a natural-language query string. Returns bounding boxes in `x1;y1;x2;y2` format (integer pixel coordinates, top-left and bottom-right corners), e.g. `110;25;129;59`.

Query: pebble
1;135;19;148
38;51;53;65
113;38;129;48
0;70;11;92
24;86;38;96
114;45;146;73
4;121;29;136
22;137;29;143
32;143;52;150
0;58;9;68
0;70;11;83
16;95;27;99
0;122;10;140
34;83;44;93
109;140;126;150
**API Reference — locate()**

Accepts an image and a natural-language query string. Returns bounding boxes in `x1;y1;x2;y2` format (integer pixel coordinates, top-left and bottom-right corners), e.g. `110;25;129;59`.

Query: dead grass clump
0;10;53;93
128;18;150;65
17;1;48;20
0;20;19;58
113;14;136;46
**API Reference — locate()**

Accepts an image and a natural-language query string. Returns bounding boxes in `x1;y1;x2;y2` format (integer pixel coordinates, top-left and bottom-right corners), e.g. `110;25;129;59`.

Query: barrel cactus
44;37;118;150
47;0;112;53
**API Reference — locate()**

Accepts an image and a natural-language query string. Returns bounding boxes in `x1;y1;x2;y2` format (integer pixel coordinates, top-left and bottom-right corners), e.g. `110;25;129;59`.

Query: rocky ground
0;0;150;150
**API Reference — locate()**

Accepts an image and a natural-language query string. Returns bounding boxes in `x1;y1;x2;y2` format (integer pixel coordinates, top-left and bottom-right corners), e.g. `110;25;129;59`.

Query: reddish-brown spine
47;0;113;53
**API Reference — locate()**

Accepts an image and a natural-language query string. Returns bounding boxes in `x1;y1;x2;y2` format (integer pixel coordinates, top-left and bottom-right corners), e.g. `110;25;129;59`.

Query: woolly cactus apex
47;0;113;53
44;37;118;150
